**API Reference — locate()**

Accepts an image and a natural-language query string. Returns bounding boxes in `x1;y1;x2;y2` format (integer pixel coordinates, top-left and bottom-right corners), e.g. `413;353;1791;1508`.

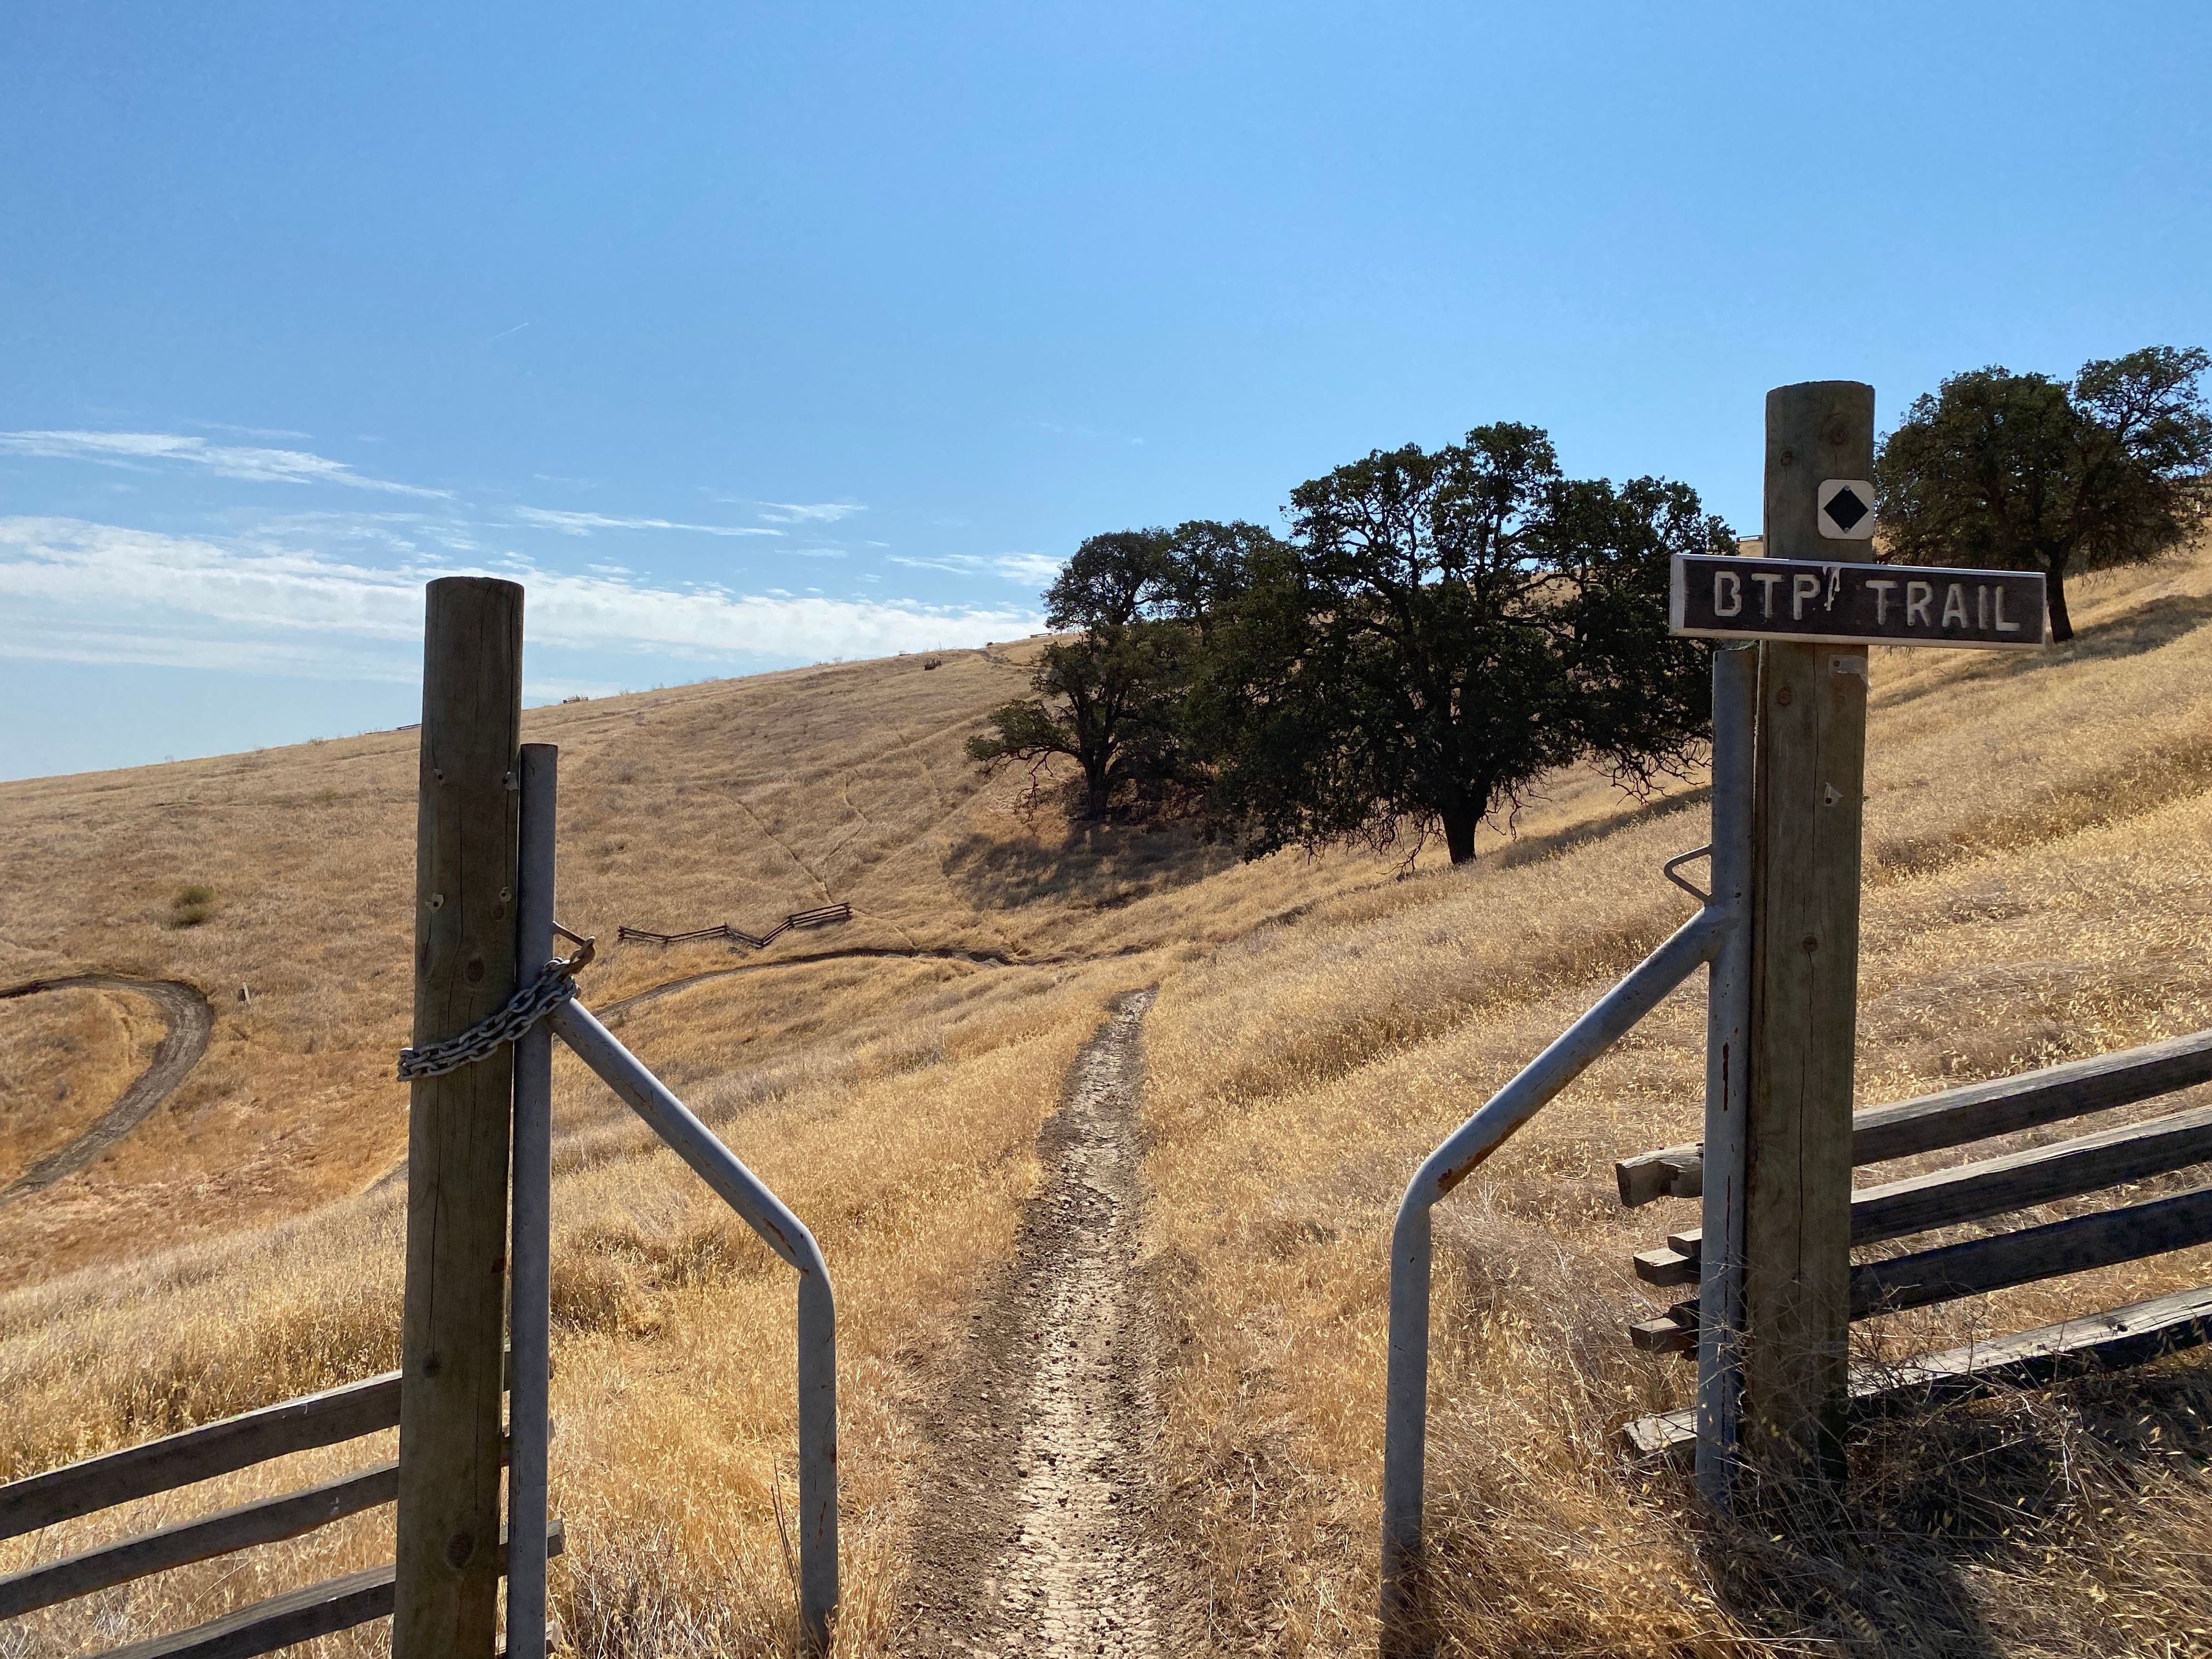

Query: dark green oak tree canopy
1190;425;1729;864
1874;346;2211;642
970;429;1729;864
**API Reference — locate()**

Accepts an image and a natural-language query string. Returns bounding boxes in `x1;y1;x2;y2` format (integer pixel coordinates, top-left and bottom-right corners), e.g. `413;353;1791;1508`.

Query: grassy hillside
0;642;1376;1286
3;545;2211;1655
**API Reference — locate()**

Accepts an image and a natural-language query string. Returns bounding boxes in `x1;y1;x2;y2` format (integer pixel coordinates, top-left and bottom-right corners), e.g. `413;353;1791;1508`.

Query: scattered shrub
168;885;215;928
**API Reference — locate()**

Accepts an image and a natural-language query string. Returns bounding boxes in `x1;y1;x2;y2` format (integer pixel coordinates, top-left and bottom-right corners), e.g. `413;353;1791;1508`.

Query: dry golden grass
2;547;2211;1656
0;642;1382;1286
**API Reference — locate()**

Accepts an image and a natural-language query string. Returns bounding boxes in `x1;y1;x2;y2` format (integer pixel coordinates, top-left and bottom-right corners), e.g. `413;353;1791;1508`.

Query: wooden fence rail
0;1462;398;1620
616;902;851;950
1618;1027;2212;1206
1626;1283;2212;1459
0;1371;404;1540
1638;1099;2212;1283
0;1368;522;1658
1622;1025;2212;1448
1634;1181;2212;1351
102;1522;562;1659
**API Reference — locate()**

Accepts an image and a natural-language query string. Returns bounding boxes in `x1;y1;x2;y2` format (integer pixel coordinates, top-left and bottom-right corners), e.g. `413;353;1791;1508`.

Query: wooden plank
1633;1245;1698;1287
1615;1145;1705;1206
1851;1183;2212;1317
101;1559;395;1659
0;1372;400;1541
96;1522;562;1659
1623;1283;2212;1461
1640;1185;2212;1342
1740;380;1876;1480
396;576;523;1659
1631;1303;1699;1354
0;1461;396;1619
1662;1100;2212;1263
1857;1029;2212;1166
1615;1025;2212;1206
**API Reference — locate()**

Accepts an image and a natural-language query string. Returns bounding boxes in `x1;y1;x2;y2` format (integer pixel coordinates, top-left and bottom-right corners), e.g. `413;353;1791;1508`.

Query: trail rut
906;987;1164;1658
0;975;213;1207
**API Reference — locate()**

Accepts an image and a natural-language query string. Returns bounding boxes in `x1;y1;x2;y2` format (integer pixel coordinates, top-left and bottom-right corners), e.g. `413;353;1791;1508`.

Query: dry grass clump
165;885;216;929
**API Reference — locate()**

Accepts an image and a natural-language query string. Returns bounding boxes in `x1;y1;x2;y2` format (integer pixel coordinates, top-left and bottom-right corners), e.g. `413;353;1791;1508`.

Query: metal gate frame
507;744;839;1656
1378;643;1756;1650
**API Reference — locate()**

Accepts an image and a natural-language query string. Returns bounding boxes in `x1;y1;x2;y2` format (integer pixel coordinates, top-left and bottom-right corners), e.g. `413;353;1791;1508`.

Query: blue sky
3;2;2206;779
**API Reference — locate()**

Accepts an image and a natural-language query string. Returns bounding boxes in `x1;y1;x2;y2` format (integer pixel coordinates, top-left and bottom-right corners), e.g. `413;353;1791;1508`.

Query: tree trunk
2046;563;2074;643
1440;803;1479;865
1082;763;1113;821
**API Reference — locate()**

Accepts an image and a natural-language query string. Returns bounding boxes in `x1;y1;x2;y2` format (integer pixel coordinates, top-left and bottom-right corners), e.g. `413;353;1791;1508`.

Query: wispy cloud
0;430;449;497
514;506;782;539
755;501;866;525
992;552;1064;584
0;517;1040;676
186;420;315;441
888;551;1063;584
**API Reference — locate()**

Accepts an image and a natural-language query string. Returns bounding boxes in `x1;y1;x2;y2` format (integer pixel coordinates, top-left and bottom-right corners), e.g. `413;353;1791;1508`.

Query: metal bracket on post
1377;643;1756;1654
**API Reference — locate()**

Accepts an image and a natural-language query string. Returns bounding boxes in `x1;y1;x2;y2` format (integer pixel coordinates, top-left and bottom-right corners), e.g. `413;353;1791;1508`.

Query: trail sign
1669;554;2048;650
1816;479;1876;539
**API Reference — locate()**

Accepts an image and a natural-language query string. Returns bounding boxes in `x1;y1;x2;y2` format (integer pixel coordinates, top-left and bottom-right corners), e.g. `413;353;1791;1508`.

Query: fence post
394;577;524;1659
1740;382;1875;1484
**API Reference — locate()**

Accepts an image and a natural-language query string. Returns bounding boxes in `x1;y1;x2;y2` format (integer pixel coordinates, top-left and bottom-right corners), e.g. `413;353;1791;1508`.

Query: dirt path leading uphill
0;975;213;1207
906;987;1165;1658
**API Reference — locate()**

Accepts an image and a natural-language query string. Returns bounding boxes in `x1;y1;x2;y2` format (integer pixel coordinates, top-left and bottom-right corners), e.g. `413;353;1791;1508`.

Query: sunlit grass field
3;546;2211;1654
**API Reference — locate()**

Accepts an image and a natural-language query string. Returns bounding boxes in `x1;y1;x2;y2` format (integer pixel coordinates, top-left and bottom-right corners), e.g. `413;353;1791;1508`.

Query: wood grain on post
1743;382;1874;1484
395;577;523;1659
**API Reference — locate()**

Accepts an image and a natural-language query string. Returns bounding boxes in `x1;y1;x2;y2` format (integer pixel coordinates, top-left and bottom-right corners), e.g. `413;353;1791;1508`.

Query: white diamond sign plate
1817;478;1876;540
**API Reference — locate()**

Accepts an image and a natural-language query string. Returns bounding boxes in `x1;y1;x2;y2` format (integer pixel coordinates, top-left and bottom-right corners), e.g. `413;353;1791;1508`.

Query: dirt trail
0;975;213;1208
906;987;1165;1658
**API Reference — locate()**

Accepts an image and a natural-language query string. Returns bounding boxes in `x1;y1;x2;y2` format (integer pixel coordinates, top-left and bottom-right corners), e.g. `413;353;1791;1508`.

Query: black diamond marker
1824;486;1869;532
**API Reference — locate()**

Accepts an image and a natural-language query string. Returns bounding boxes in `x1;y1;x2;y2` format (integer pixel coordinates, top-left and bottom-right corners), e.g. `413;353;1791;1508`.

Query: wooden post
394;577;523;1659
1741;382;1875;1485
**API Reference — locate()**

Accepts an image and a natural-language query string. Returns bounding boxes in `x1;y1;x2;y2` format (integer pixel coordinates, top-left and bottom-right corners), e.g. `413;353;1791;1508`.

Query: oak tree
1874;347;2212;641
965;522;1275;820
1191;425;1729;864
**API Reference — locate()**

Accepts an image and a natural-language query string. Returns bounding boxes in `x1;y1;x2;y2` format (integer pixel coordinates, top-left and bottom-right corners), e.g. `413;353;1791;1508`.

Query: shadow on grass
1486;783;1711;874
1698;1351;2212;1655
941;818;1243;911
1876;589;2212;713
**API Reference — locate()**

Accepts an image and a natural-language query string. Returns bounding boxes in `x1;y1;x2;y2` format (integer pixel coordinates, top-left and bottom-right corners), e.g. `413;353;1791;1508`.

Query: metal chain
396;930;596;1082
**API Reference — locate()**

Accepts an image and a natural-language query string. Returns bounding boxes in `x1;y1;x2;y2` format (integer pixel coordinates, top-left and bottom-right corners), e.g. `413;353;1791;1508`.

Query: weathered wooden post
395;577;524;1658
1741;382;1875;1483
1662;395;2048;1495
